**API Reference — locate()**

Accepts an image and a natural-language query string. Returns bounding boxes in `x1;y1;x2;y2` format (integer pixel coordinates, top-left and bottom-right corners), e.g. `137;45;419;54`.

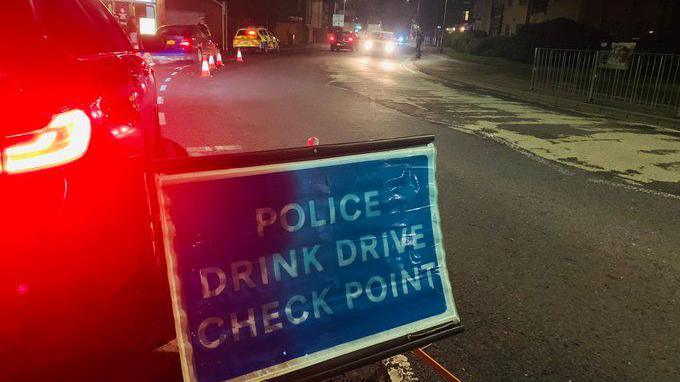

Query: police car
233;27;280;53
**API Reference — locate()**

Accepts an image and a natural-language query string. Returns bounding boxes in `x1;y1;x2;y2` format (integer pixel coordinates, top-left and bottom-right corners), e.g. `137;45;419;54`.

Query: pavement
413;46;680;128
14;45;680;381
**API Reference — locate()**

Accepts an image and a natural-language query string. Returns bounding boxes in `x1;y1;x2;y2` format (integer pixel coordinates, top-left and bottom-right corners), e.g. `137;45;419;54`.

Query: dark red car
1;0;173;377
155;24;220;63
329;31;357;52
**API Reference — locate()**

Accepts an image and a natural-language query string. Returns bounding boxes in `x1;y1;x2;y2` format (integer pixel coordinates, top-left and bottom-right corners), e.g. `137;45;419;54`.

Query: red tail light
329;35;335;41
179;40;191;47
247;30;256;36
2;109;92;174
349;37;353;42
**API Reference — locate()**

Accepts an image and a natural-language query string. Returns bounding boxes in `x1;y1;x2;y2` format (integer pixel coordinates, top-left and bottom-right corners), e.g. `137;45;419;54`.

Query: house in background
163;0;227;48
471;0;679;40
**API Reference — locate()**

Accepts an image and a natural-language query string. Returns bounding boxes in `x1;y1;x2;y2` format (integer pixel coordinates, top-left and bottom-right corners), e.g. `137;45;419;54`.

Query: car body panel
1;0;173;376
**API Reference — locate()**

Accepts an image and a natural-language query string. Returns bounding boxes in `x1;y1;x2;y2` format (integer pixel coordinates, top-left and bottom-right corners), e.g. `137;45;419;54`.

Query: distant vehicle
3;0;173;377
233;27;280;53
367;23;382;33
156;24;220;62
329;31;357;52
362;31;397;56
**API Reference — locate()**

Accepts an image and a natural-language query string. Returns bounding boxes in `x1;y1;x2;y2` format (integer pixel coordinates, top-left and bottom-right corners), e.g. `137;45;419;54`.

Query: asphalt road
17;45;678;382
150;46;680;381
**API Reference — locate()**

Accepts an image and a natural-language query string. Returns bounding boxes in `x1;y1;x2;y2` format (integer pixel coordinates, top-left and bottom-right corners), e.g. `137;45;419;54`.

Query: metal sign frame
153;135;463;382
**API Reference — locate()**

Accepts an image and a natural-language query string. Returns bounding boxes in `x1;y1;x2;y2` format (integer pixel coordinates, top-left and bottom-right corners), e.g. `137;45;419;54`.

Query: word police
255;191;381;237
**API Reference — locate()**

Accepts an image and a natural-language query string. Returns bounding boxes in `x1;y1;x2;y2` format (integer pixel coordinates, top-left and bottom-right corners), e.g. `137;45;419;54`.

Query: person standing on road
415;26;424;59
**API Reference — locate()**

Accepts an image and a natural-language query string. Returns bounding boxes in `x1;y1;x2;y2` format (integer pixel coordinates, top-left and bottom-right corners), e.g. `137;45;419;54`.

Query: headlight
364;40;373;50
385;43;395;53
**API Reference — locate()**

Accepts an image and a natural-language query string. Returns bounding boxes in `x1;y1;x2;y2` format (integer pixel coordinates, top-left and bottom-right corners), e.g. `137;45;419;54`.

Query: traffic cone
236;49;244;63
201;54;210;77
216;51;224;67
208;55;216;70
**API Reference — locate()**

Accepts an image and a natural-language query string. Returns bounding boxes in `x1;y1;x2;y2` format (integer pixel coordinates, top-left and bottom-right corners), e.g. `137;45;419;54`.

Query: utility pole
524;0;533;28
416;0;422;22
439;0;449;53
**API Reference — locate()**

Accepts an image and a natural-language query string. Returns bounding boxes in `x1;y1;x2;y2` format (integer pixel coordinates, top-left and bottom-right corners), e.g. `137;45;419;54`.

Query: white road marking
159;84;167;92
165;77;172;83
157;96;164;105
383;355;418;382
587;178;680;200
158;112;166;126
171;71;178;76
186;145;243;156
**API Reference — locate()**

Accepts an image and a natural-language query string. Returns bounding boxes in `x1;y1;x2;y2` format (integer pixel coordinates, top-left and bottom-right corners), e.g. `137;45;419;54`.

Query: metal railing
531;47;680;118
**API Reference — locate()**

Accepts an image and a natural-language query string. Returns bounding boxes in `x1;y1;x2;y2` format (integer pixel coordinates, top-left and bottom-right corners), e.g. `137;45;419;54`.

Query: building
103;0;166;35
306;0;328;43
471;0;679;39
103;0;227;47
164;0;227;48
471;0;504;36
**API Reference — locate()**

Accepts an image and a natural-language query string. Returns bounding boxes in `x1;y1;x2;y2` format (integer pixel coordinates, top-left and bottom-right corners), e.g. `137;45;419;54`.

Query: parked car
2;0;173;377
329;31;357;52
233;27;279;53
362;31;398;57
156;24;220;62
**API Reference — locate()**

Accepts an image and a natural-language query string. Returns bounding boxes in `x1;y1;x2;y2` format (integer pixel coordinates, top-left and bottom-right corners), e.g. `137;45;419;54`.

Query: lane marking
158;112;166;126
186;145;243;156
171;71;178;76
165;77;172;83
157;96;164;105
159;84;167;92
587;178;680;201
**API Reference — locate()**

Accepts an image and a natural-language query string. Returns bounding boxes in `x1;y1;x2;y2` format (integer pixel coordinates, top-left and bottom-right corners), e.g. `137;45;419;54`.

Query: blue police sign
157;144;459;382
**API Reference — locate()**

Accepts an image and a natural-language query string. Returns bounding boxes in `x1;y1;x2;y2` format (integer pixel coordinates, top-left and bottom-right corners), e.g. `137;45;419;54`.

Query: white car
362;31;397;56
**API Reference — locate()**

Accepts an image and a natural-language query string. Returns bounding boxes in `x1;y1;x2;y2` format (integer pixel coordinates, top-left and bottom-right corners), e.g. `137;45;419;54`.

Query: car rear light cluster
1;109;91;174
179;40;191;47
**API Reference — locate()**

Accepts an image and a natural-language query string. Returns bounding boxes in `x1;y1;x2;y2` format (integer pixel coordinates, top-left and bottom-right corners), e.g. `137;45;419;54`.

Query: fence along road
531;47;680;118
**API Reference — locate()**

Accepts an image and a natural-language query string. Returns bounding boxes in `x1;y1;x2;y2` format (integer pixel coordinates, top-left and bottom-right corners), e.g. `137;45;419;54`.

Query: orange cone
201;54;210;77
236;48;244;63
208;55;216;70
216;51;224;67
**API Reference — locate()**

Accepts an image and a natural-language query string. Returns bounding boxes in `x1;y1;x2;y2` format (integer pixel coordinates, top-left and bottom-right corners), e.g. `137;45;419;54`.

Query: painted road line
157;96;164;105
185;145;243;156
159;84;167;92
164;77;172;83
158;112;166;126
171;71;178;76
